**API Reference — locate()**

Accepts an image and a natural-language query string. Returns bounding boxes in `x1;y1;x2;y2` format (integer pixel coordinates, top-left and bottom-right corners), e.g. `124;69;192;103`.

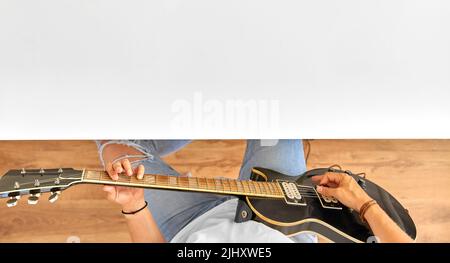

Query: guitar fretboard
82;170;284;199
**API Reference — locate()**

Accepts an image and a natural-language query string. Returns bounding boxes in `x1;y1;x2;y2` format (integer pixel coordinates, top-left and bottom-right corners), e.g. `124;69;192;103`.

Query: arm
122;200;165;243
100;141;166;243
314;172;413;243
362;202;412;243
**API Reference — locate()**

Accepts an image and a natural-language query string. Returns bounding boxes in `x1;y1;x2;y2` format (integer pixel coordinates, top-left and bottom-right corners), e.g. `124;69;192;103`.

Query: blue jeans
96;140;306;241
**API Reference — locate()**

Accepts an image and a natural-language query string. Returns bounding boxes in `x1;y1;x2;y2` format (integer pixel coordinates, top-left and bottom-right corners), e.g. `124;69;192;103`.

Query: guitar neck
82;170;284;199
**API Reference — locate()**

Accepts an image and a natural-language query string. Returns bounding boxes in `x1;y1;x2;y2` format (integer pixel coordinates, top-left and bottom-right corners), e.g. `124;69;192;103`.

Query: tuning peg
7;197;19;207
48;190;61;203
28;194;39;205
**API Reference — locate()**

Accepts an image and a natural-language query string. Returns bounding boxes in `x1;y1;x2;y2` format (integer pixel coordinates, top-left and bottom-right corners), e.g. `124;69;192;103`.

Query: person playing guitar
98;140;413;243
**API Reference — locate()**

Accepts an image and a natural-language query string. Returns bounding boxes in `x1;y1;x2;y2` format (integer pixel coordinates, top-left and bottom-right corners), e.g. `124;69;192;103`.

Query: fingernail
316;186;322;192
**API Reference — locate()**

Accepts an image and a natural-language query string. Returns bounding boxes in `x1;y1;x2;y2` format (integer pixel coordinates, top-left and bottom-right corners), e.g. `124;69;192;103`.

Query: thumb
103;185;117;201
316;185;337;197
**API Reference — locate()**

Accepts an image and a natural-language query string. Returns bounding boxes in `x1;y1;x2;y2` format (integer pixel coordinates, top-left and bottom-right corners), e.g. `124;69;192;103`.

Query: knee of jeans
95;140;156;167
240;156;306;179
153;140;192;157
242;140;307;176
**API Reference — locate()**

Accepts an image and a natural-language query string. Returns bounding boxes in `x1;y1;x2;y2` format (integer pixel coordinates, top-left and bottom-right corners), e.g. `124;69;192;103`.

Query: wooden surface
0;140;449;242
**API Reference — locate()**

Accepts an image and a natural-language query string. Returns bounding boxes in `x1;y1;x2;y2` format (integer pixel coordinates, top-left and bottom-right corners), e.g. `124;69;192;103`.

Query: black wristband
121;201;148;215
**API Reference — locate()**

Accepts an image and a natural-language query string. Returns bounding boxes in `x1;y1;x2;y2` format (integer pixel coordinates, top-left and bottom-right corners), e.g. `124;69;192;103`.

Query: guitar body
244;167;417;243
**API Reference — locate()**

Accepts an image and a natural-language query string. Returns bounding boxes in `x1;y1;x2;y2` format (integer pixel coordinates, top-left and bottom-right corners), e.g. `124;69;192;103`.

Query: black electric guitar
0;167;416;242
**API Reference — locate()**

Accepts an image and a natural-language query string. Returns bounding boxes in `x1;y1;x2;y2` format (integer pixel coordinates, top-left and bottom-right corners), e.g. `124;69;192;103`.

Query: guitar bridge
312;187;343;210
277;180;306;206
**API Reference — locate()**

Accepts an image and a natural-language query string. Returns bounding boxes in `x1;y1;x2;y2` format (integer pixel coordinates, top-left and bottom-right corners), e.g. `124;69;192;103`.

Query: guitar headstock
0;168;84;207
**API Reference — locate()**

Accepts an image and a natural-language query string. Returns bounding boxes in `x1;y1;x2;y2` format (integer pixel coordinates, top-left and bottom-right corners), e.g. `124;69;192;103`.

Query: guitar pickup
312;187;343;210
277;180;306;206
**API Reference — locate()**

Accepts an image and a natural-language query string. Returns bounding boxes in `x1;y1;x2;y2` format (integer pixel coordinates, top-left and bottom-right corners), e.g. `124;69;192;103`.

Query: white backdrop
0;0;449;139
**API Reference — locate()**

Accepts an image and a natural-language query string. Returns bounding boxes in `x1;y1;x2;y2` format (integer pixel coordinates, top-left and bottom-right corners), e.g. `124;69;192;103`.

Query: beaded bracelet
359;199;377;223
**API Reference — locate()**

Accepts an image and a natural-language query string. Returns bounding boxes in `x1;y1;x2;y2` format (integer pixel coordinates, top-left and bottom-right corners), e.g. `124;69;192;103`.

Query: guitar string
17;179;321;196
12;175;325;198
16;171;323;195
104;178;323;198
96;174;321;195
99;180;322;198
99;177;319;193
92;174;323;199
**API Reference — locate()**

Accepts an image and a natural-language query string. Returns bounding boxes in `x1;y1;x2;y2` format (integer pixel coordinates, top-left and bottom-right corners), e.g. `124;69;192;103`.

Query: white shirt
171;199;317;243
